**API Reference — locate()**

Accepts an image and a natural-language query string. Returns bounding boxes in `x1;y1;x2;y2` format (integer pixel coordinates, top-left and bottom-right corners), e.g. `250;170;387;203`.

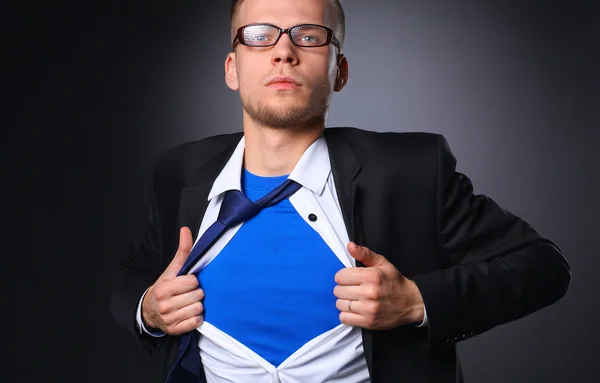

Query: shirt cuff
415;304;429;327
136;288;166;337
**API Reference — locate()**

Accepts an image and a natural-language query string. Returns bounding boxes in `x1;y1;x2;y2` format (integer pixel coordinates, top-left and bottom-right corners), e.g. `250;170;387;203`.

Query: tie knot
217;190;260;227
218;179;302;227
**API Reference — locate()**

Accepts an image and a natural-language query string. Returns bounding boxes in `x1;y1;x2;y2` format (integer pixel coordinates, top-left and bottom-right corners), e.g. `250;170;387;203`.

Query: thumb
161;227;194;280
347;242;385;267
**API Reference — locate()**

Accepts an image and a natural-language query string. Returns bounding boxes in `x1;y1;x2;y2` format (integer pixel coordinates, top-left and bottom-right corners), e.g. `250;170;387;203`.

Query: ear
334;54;349;92
225;52;239;91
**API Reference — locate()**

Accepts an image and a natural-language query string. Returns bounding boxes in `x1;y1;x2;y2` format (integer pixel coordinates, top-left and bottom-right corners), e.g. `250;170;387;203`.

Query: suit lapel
324;129;363;245
324;129;373;376
178;182;213;243
177;142;240;243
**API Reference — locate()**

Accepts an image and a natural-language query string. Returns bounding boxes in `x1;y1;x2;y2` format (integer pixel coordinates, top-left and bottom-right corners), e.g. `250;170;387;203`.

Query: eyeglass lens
242;25;329;46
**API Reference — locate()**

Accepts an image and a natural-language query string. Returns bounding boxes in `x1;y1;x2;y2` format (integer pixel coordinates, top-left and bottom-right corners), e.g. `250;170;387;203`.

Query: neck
242;114;325;177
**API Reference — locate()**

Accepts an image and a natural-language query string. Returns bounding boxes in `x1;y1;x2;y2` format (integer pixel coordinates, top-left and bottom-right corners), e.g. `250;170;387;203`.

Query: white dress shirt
136;135;428;382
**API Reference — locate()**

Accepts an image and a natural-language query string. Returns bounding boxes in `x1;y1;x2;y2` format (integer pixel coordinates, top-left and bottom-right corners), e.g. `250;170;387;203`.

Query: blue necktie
165;178;302;383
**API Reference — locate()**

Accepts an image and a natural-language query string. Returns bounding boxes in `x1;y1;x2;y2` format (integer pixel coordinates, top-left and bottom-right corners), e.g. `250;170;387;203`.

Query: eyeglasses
232;23;340;50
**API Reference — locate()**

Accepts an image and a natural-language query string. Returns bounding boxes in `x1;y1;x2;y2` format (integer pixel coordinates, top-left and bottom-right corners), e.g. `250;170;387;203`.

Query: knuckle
365;286;379;300
186;275;199;287
361;270;376;283
374;300;383;310
153;286;166;300
374;301;382;313
358;269;370;282
368;301;380;314
191;316;203;328
371;271;382;284
157;302;171;315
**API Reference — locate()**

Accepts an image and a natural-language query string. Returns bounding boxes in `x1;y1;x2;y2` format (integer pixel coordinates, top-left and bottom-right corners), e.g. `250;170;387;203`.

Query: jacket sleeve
411;134;572;354
110;162;169;353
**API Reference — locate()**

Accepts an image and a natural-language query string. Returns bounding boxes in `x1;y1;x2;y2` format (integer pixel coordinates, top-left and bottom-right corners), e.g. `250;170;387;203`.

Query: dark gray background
24;0;599;382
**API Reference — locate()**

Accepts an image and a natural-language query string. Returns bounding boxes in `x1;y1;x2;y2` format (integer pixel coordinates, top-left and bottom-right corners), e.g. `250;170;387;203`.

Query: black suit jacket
110;127;571;382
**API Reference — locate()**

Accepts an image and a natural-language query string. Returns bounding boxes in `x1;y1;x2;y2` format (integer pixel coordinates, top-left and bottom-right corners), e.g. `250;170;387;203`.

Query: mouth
268;82;299;90
266;75;301;90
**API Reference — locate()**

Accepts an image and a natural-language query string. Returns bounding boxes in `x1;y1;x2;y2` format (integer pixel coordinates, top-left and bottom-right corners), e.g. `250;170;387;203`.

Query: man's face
225;0;346;129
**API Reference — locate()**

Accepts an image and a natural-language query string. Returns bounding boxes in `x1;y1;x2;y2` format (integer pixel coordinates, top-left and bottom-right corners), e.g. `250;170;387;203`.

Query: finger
167;275;201;296
336;298;367;315
161;227;194;280
163;301;204;328
335;298;357;313
347;242;385;267
168;315;205;336
333;285;363;300
339;311;367;328
153;275;199;301
334;267;367;286
156;287;204;315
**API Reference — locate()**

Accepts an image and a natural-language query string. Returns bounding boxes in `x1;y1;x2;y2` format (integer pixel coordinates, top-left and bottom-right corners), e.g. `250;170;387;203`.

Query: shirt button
308;213;317;222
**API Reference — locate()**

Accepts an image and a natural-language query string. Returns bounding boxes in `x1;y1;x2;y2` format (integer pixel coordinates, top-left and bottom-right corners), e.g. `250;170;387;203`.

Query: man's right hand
141;226;205;335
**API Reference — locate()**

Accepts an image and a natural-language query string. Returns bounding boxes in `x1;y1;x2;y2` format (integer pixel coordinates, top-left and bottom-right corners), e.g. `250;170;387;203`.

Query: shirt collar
207;134;331;201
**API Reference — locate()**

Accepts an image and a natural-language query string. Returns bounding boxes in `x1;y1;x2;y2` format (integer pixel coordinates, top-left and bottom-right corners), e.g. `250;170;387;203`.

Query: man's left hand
334;242;425;330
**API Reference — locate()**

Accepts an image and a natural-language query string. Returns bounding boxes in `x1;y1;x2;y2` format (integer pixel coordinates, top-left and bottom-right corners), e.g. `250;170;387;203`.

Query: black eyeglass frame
232;23;341;51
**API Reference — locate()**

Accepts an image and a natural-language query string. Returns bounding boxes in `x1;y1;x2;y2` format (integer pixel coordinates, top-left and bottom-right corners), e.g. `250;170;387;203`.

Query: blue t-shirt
197;169;345;366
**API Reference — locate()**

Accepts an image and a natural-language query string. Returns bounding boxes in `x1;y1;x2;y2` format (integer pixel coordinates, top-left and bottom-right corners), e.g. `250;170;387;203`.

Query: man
110;0;572;382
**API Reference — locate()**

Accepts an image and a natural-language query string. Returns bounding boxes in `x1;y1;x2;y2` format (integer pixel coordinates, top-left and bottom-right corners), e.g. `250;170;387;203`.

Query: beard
241;83;332;129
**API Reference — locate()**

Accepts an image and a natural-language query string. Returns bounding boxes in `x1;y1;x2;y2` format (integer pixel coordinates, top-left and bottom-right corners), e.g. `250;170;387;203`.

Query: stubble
241;78;333;129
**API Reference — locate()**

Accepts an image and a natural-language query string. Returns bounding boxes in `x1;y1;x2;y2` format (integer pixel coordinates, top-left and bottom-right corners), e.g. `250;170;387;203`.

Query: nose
271;32;299;66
